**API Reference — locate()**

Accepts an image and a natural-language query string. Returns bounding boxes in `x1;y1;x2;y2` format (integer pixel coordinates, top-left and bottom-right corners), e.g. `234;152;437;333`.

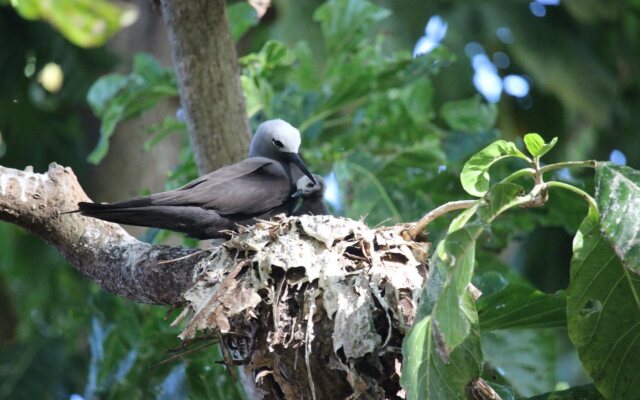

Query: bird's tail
75;202;234;239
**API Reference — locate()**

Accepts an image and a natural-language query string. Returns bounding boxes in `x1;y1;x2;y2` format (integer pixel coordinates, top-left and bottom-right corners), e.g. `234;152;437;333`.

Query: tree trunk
159;0;252;175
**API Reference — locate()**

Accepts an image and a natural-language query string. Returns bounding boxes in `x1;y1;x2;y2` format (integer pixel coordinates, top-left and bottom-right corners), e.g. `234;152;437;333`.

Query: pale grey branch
0;163;206;304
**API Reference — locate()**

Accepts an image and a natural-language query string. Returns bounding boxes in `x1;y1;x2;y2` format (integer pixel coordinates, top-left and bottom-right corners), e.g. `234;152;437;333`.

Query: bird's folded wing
148;157;291;216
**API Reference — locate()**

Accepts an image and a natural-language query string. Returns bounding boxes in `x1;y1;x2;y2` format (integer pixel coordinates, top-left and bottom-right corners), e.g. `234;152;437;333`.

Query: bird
75;119;318;239
292;174;330;216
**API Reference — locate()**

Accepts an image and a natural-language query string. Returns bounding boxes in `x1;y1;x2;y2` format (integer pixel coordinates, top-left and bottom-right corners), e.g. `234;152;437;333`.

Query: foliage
86;53;178;164
5;0;137;47
404;130;640;398
78;0;640;398
3;0;640;399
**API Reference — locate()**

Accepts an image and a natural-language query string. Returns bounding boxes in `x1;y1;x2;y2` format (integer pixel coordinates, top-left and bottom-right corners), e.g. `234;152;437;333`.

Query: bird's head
249;119;316;184
292;174;325;198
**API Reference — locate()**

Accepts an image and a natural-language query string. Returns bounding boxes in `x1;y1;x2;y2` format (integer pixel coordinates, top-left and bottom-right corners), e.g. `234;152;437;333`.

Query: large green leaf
402;293;482;400
482;329;557;397
11;0;137;48
567;207;640;400
431;183;524;352
478;284;566;330
460;140;529;197
595;162;640;274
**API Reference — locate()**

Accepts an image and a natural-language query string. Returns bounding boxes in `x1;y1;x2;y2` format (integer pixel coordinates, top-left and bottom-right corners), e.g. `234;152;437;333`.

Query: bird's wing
148;157;291;216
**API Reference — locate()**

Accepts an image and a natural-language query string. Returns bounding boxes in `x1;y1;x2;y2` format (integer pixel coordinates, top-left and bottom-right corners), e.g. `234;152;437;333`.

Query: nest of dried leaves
171;215;430;399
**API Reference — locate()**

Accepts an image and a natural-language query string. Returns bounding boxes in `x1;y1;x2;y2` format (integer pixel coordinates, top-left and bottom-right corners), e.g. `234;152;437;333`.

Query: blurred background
0;0;638;398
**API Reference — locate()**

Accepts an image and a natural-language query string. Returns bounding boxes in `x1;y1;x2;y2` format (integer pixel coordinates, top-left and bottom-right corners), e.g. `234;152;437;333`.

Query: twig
218;330;238;383
157;248;210;265
305;293;317;400
149;340;218;369
409;200;477;239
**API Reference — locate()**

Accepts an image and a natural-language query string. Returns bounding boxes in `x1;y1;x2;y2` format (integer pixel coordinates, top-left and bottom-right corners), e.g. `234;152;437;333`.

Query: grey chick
292;174;330;216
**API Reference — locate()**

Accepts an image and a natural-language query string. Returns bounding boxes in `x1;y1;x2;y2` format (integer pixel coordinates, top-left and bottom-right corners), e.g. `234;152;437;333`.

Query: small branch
409;200;477;239
0;163;209;304
546;181;599;216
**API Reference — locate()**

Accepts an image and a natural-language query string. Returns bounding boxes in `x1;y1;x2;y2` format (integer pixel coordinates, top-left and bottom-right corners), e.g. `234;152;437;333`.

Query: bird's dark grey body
76;120;320;239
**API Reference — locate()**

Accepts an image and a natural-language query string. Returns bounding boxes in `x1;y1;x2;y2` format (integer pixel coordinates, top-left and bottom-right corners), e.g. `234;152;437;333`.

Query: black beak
286;153;317;185
292;189;303;198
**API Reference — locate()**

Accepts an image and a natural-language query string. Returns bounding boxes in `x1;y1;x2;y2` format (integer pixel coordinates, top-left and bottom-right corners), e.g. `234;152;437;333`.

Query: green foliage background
1;0;639;399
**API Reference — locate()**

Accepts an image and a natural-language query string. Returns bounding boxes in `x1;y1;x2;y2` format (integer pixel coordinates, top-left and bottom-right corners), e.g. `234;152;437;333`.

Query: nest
172;215;430;400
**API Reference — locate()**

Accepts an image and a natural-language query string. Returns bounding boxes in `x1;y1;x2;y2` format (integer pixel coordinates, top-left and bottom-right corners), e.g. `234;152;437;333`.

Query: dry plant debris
173;215;430;399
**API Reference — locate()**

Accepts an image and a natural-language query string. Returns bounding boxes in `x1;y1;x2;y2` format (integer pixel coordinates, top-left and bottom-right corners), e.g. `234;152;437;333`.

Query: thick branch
0;163;207;305
159;0;252;175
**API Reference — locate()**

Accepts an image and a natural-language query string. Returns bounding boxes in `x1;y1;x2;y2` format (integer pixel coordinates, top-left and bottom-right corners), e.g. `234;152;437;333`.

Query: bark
0;163;206;305
159;0;252;175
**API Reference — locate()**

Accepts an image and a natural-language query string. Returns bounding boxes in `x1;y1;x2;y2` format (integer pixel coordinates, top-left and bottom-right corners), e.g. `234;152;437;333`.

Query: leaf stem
539;160;596;175
545;181;599;217
409;200;478;238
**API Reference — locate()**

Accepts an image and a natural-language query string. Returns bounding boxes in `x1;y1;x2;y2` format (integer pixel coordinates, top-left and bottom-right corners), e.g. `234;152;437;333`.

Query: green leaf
567;207;640;400
86;54;178;164
487;382;517;400
262;40;295;68
527;384;604;399
478;283;566;330
442;130;500;164
432;183;524;351
11;0;138;48
143;117;187;151
482;329;557;397
431;224;481;351
523;133;558;158
402;294;482;400
461;140;529;197
440;96;498;133
86;74;127;115
227;2;258;41
595;162;640;274
313;0;391;53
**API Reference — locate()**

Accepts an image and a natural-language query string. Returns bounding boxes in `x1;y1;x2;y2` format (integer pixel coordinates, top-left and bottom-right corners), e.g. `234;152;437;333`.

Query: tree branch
0;163;207;305
409;200;477;239
159;0;252;175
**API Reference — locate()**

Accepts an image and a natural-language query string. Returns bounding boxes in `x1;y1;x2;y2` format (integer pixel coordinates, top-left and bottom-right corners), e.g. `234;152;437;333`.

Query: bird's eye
306;182;314;188
272;139;284;148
